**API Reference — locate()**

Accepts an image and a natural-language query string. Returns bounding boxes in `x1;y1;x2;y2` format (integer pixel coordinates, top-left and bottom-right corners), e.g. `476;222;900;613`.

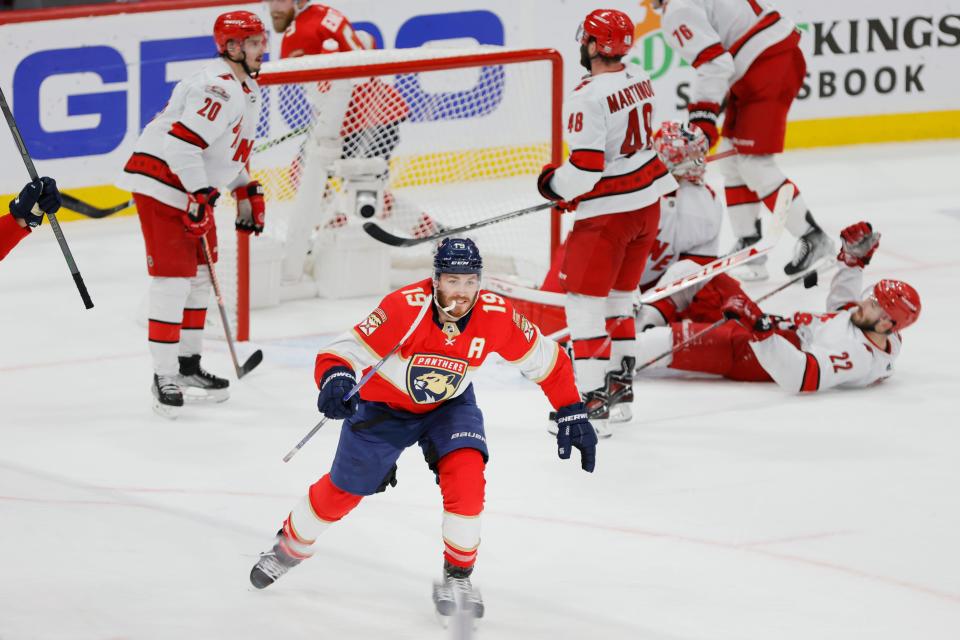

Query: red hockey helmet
872;279;921;330
214;11;267;54
577;9;635;57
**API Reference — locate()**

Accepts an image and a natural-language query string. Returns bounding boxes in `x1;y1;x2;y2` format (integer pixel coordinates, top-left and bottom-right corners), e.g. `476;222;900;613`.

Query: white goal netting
213;46;562;339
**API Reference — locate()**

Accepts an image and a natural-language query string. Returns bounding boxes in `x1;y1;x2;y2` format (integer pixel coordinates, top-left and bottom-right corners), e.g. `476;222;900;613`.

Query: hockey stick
361;149;737;248
60;192;133;219
254;124;310;153
363;201;554;247
635;264;834;373
200;236;263;379
283;294;434;463
492;183;794;344
0;84;94;309
641;183;792;304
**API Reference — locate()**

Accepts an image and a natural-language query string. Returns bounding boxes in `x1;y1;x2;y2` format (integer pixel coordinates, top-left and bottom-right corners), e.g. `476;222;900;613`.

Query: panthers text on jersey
314;279;582;413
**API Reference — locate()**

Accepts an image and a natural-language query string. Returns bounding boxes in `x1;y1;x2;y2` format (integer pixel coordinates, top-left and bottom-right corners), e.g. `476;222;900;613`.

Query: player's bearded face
243;35;268;73
852;296;894;335
436;273;481;318
268;0;295;32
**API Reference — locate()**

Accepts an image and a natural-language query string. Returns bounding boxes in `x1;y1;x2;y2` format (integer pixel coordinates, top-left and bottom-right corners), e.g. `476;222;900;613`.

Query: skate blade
609;403;633;424
181;387;230;404
593;420;613;439
151;398;181;419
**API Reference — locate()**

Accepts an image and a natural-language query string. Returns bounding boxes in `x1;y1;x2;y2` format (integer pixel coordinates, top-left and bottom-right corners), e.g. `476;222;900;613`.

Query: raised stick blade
362;222;422;247
802;269;819;289
238;349;264;378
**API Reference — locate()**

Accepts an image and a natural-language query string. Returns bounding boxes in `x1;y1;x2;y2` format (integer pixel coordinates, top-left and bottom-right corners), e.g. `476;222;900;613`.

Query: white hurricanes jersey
640;181;722;289
661;0;797;104
750;264;901;393
119;58;261;209
549;68;677;220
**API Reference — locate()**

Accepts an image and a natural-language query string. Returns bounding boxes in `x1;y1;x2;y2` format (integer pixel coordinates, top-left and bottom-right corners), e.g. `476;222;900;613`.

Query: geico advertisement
0;0;958;194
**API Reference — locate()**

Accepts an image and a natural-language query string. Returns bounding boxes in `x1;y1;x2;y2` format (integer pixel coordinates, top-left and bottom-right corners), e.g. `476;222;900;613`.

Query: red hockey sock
438;449;485;569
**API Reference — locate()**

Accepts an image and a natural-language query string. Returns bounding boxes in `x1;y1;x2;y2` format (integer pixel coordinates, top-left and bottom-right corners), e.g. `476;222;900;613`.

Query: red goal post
228;46;564;341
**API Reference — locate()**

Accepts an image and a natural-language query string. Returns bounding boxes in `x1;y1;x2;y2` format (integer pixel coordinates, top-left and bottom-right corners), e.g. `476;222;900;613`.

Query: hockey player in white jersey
634;221;922;392
653;0;834;280
119;11;267;417
537;9;677;432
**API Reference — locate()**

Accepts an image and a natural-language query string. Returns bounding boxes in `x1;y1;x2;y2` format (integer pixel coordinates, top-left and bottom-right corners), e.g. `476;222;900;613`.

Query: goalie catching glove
184;187;219;237
554;402;597;473
837;221;880;268
232;180;266;235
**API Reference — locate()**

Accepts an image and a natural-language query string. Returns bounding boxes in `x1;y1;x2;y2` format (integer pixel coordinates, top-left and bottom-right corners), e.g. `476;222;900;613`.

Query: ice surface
1;141;959;639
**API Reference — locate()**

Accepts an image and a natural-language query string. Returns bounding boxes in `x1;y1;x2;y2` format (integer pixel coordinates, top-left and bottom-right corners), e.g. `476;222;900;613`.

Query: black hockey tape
803;270;819;289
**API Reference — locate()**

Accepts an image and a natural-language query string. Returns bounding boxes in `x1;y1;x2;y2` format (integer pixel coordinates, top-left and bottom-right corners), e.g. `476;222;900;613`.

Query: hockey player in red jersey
249;238;597;622
654;0;834;280
635;222;921;392
118;11;267;417
537;9;677;434
0;178;61;262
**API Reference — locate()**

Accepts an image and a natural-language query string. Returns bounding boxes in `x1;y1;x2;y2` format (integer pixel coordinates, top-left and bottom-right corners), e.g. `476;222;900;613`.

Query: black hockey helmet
433;238;482;277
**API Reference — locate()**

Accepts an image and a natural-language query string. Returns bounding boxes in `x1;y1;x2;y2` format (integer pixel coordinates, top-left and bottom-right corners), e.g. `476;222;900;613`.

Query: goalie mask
652;121;709;184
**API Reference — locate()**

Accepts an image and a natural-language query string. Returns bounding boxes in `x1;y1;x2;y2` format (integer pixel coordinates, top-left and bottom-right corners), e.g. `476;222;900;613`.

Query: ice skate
177;355;230;403
249;536;302;590
784;227;835;275
606;356;635;424
151;374;183;419
729;220;769;281
432;562;484;627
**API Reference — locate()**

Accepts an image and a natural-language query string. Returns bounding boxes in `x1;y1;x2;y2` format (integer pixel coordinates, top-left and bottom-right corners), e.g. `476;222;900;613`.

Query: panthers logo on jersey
406;354;468;404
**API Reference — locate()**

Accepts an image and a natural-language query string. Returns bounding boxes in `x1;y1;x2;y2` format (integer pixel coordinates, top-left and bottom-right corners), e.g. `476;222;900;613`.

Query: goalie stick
361;150;739;248
200;237;263;380
1;84;94;309
282;293;435;463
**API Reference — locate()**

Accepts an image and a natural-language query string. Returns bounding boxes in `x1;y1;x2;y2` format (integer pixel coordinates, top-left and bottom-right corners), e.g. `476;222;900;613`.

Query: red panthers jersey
0;214;31;262
315;278;582;414
280;4;365;58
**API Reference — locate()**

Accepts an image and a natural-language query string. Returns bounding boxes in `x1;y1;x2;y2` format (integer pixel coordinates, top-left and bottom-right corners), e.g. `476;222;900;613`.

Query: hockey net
213;47;563;340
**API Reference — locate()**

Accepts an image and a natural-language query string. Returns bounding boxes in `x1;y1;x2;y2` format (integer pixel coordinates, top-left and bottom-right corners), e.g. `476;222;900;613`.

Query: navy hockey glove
317;366;359;420
9;177;60;227
554;402;597;473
